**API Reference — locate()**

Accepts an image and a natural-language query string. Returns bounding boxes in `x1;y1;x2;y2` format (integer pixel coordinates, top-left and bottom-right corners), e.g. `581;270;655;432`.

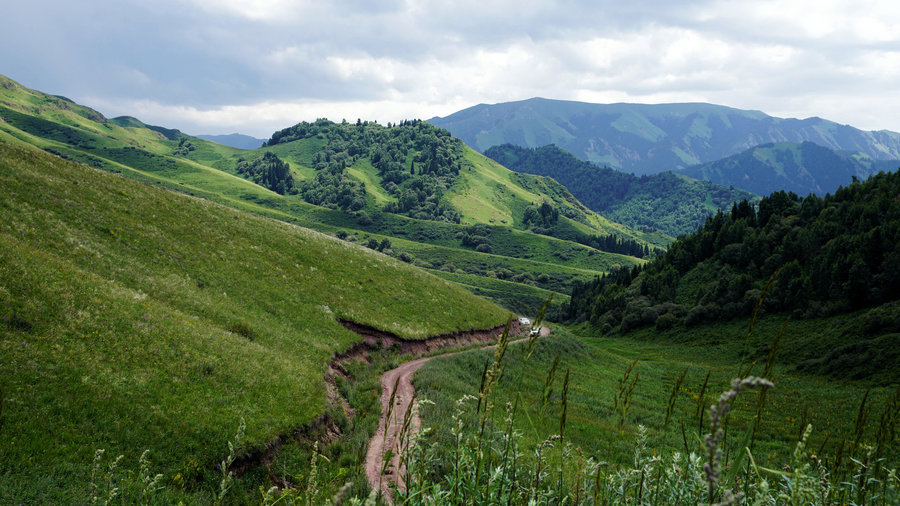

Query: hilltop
429;97;900;175
195;133;266;149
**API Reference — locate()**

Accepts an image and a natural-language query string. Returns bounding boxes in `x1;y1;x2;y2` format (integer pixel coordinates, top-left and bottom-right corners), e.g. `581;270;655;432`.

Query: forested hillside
567;170;900;344
266;119;464;222
485;143;756;236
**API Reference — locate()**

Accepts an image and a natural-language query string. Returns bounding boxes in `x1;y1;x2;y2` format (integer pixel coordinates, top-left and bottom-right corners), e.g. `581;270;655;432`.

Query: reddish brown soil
362;324;549;502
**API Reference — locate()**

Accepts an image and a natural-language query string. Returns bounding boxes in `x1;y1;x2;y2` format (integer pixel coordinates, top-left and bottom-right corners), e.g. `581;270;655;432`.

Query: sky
4;0;899;138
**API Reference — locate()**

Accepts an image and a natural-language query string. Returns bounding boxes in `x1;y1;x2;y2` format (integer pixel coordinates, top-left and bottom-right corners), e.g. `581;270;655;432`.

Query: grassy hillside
485;143;757;236
429;97;900;175
0;75;657;315
0;140;507;503
681;140;900;196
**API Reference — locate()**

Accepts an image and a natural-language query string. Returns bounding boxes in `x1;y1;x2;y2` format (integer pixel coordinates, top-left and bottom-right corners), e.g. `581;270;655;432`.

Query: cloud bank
4;0;899;137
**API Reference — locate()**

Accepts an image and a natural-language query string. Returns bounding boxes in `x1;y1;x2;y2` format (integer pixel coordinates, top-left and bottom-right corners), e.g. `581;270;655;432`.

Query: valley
1;74;898;504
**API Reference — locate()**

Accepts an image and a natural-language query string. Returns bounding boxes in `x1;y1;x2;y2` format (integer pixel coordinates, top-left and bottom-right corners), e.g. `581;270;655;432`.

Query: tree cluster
522;202;559;229
235;152;297;195
522;201;653;258
264;118;464;222
566;170;900;330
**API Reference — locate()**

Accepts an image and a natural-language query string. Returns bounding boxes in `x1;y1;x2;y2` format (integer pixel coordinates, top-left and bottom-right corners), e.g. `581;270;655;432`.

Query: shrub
225;322;255;340
655;312;677;331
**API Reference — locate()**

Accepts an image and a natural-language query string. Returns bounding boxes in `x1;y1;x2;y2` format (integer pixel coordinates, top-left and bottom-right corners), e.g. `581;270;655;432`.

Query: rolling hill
680;141;900;196
0;138;507;502
429;97;900;175
0;73;660;317
484;143;757;236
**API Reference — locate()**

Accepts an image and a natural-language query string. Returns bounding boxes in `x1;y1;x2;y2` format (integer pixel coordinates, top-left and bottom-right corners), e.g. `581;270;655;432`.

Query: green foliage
568;171;900;362
236;152;297;195
266;118;463;222
0;141;506;503
485;143;758;236
409;325;898;505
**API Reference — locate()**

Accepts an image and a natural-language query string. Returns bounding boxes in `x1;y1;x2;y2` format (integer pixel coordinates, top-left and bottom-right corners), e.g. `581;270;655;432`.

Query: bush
225;322;255;340
655;312;678;331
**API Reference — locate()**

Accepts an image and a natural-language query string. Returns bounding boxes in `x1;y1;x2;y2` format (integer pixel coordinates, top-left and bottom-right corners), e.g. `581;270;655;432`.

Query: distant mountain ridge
680;141;900;197
485;144;757;237
429;98;900;175
196;132;266;149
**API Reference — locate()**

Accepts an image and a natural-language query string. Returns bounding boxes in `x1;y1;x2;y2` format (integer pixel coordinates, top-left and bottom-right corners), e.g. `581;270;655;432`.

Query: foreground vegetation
0;140;506;503
411;323;898;504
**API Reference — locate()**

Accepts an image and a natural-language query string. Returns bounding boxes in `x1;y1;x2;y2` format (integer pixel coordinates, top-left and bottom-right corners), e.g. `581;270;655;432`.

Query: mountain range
681;141;900;196
484;143;757;237
195;132;266;149
429;97;900;177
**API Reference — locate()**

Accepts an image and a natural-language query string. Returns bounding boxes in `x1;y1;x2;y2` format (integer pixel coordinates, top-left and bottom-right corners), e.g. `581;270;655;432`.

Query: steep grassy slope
430;97;900;175
0;74;654;315
0;140;506;503
681;141;900;196
485;143;757;236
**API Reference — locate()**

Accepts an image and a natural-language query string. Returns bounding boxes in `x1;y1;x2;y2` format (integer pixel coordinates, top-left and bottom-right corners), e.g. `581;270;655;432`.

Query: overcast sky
4;0;899;138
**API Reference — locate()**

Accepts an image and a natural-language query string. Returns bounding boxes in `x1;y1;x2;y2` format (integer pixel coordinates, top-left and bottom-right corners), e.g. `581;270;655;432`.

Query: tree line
566;170;900;331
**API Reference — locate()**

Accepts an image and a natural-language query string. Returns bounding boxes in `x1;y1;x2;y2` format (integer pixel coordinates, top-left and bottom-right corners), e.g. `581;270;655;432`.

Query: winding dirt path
364;325;550;501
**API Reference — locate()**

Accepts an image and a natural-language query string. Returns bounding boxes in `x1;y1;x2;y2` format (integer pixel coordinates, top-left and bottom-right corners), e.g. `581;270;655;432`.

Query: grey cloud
3;0;899;134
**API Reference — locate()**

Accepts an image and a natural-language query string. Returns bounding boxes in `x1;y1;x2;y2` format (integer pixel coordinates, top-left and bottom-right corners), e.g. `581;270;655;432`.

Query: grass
413;322;898;502
0;140;507;503
0;74;661;318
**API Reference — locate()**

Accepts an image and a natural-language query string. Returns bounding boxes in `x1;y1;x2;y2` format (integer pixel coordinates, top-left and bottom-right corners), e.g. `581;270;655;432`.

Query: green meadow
414;315;898;501
0;141;506;503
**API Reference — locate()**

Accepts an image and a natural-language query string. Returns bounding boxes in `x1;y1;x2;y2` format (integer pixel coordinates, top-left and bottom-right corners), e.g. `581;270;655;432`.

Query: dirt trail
364;325;550;501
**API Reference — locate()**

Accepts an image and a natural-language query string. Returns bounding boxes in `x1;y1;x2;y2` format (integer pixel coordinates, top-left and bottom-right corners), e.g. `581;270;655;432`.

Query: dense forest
235;152;297;195
567;170;900;332
484;143;757;236
266;119;464;222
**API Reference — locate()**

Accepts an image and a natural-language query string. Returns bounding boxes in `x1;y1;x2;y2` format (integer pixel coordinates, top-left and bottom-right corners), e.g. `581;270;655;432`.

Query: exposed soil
227;319;527;487
363;324;550;503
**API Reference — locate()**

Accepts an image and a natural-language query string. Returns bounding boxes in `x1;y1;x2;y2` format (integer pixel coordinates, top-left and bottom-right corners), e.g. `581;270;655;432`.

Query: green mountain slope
429;97;900;175
566;172;900;382
0;73;656;315
680;141;900;196
0;139;507;503
484;143;757;236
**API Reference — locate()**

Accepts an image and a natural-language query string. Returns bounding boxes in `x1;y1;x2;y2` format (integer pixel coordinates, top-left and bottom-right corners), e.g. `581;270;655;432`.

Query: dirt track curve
364;325;550;502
